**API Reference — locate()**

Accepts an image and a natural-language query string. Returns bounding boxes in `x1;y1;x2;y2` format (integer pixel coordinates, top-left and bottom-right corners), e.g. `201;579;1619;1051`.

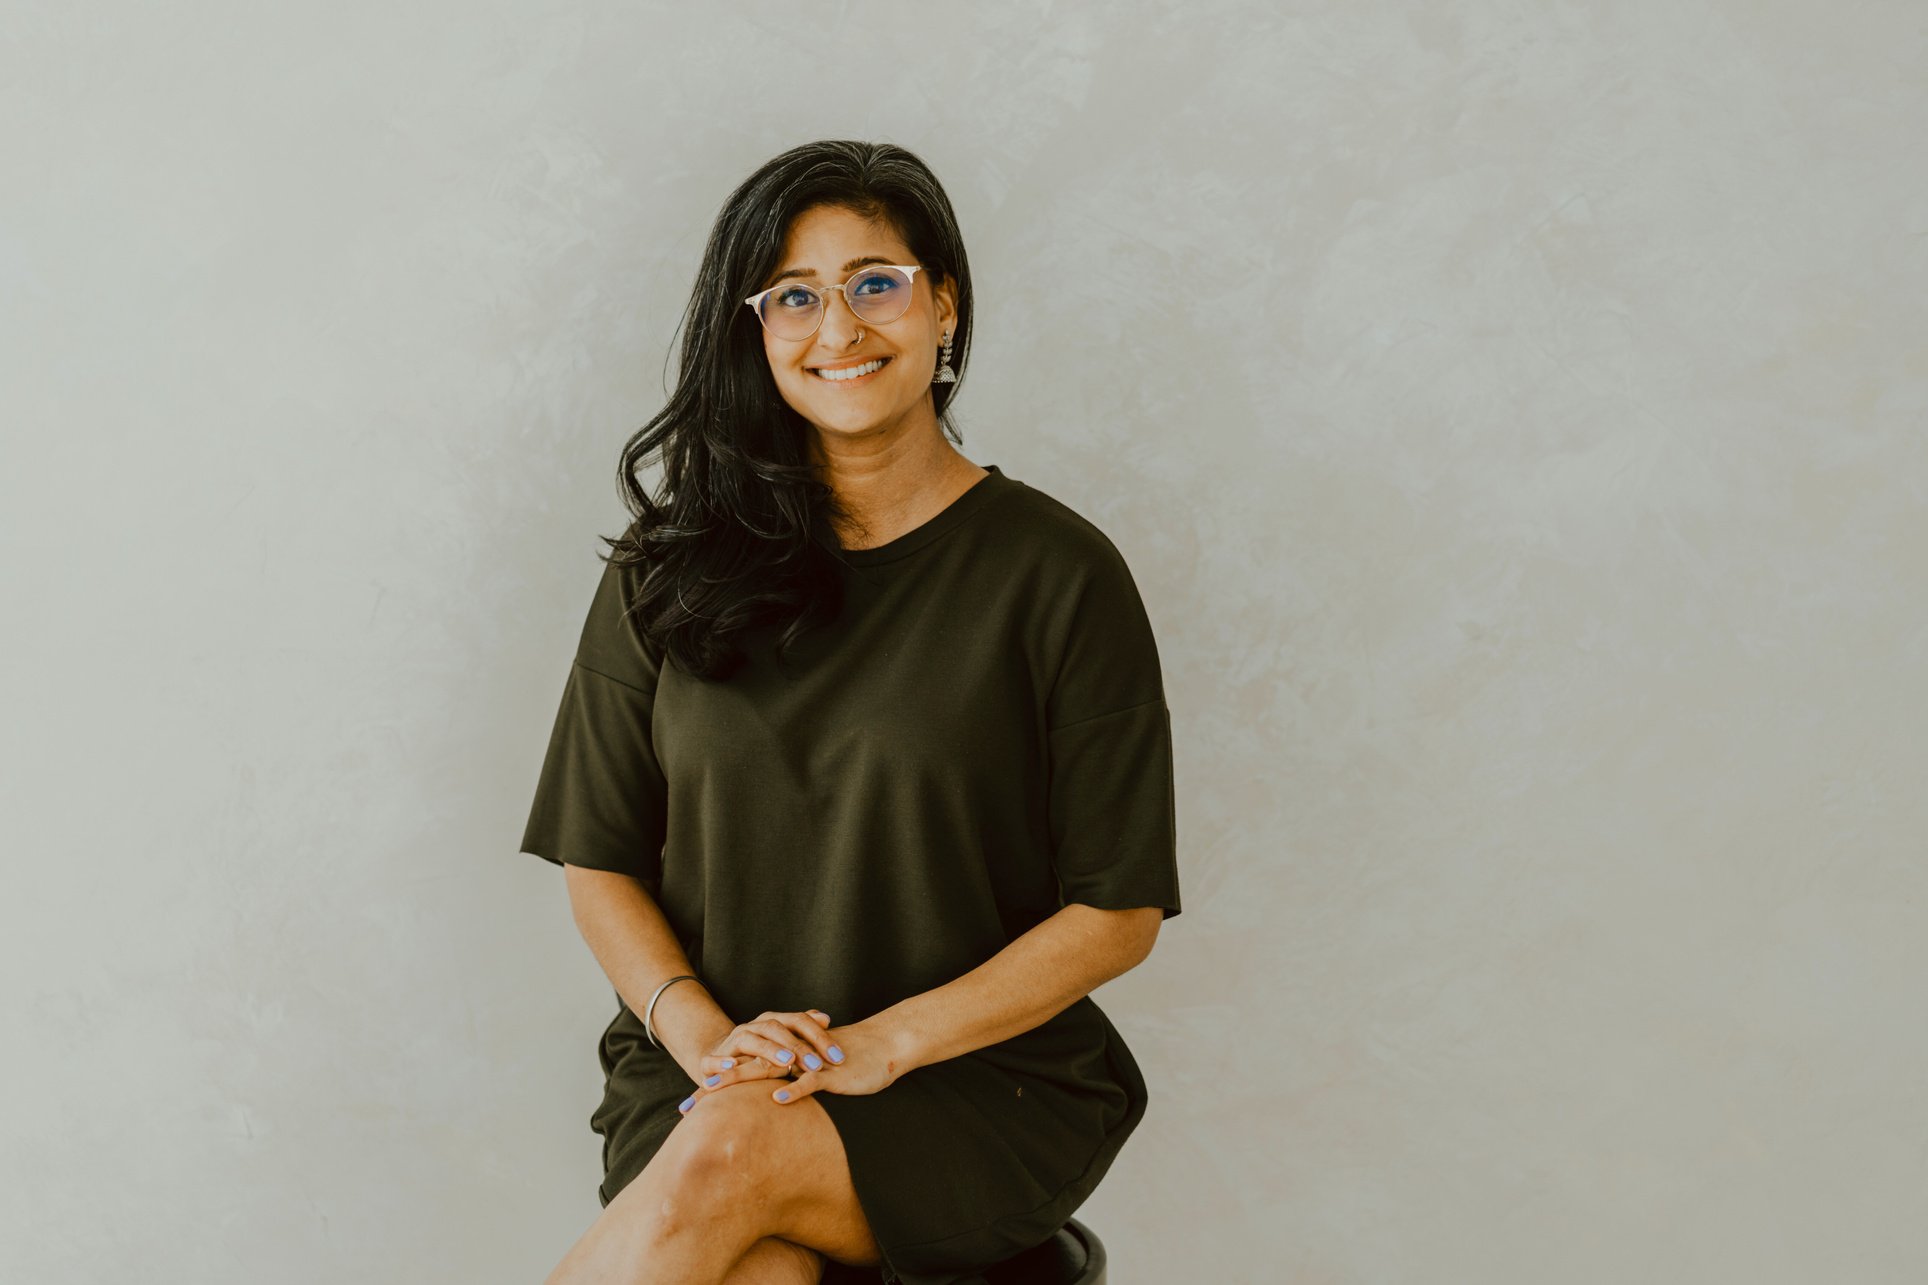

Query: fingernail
803;1053;822;1071
704;1074;720;1086
776;1089;790;1102
720;1058;735;1069
775;1049;794;1064
828;1045;845;1064
679;1095;695;1112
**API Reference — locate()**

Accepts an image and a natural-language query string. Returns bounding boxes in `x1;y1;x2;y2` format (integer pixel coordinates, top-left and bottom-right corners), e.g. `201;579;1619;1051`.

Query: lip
807;355;893;386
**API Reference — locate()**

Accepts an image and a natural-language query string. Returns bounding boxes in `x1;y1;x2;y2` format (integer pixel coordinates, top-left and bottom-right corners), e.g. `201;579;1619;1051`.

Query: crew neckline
829;464;1015;566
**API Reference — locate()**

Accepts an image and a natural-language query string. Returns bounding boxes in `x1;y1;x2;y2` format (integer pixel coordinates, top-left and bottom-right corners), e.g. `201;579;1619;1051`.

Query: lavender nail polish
704;1074;720;1086
775;1049;794;1064
803;1053;822;1071
828;1046;845;1063
679;1095;695;1112
776;1089;790;1102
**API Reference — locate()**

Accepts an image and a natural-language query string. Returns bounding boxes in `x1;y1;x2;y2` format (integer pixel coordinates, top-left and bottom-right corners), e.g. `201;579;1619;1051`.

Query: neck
811;434;987;551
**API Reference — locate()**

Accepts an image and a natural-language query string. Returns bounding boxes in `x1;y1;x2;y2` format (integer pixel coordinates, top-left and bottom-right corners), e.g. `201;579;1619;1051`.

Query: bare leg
544;1163;765;1284
721;1236;826;1284
546;1081;881;1285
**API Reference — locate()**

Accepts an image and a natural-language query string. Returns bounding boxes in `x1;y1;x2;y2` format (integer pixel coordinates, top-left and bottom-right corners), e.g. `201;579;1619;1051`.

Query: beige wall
6;2;1923;1281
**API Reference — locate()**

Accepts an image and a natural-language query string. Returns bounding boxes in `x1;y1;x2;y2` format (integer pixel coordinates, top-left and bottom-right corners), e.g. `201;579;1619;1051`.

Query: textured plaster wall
5;2;1924;1282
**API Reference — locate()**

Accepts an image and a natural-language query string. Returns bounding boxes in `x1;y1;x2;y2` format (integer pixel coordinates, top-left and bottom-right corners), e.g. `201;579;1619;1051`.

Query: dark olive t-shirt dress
518;464;1182;1285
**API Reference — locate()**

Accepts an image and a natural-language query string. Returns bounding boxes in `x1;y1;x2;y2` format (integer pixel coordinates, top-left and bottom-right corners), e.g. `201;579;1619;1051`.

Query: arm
563;865;733;1085
867;903;1164;1076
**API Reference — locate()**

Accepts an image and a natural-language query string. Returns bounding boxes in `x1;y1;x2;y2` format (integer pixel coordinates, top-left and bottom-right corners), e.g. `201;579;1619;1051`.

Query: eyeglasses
743;263;926;341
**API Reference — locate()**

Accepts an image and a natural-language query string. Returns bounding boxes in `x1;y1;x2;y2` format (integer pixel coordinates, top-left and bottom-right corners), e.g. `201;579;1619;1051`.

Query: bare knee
643;1093;788;1235
642;1083;872;1264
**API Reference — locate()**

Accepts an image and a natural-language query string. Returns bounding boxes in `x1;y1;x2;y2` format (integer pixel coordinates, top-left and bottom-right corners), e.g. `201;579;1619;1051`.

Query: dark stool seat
974;1216;1107;1284
823;1218;1107;1285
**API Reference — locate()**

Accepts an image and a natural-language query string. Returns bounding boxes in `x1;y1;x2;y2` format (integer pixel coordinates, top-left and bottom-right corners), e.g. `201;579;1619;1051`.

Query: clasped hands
677;1008;903;1116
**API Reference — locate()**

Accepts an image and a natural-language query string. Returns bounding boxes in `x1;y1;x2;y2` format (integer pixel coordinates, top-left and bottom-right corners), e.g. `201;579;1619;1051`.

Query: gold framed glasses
743;263;926;341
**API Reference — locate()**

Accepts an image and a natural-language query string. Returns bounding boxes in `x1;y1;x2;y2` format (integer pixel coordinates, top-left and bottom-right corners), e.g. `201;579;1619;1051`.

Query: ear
932;271;959;339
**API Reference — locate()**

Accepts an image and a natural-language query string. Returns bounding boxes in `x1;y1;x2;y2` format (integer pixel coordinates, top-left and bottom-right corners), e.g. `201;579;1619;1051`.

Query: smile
810;356;892;384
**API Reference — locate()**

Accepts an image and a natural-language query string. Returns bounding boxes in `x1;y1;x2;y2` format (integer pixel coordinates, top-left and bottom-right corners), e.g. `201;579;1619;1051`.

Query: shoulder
983;473;1165;681
574;555;666;693
990;478;1168;724
985;475;1143;590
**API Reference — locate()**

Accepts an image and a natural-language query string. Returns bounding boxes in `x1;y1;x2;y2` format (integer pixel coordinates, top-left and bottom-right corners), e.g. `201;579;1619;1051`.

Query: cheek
767;349;806;389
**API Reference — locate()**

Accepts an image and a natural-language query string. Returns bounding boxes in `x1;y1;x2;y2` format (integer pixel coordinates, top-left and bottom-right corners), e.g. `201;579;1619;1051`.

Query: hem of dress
828;1000;1148;1285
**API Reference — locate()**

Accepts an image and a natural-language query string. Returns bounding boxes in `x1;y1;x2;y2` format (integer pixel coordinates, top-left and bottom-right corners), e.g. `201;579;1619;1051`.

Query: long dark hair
595;139;974;682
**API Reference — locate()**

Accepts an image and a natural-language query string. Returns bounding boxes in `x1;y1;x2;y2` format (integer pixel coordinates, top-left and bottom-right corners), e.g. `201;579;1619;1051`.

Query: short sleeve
518;558;669;883
1044;537;1183;921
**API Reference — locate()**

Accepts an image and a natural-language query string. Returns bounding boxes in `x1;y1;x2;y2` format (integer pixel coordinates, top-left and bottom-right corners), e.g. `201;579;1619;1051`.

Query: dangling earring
933;331;957;384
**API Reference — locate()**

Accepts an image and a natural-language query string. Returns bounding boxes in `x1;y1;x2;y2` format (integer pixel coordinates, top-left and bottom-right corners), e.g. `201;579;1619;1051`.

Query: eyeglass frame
742;263;928;340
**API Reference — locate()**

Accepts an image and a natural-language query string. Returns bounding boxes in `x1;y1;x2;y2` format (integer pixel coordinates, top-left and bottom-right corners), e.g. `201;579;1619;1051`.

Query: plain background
5;2;1925;1281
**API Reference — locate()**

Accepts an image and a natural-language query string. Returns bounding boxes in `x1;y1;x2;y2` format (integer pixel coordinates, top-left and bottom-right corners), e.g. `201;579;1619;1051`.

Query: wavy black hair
596;139;974;682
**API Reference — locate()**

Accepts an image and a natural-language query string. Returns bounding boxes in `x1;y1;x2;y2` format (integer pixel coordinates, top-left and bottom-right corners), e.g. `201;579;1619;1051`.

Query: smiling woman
518;140;1180;1285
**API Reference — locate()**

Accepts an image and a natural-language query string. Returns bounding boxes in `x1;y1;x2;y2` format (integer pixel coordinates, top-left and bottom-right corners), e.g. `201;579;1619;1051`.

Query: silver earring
933;331;956;384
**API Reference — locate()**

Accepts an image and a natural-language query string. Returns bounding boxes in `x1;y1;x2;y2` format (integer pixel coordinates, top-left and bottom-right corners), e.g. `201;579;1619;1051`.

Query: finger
744;1019;822;1073
771;1069;821;1105
757;1014;844;1072
805;1011;844;1062
692;1054;753;1096
700;1045;789;1075
681;1059;768;1115
699;1052;790;1094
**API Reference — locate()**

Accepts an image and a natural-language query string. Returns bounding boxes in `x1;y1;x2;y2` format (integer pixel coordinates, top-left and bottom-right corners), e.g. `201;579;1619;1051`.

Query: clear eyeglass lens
760;266;914;338
847;267;913;324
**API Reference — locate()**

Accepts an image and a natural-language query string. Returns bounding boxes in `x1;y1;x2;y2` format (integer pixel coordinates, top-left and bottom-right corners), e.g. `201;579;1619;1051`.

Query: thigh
728;1236;826;1285
659;1081;884;1270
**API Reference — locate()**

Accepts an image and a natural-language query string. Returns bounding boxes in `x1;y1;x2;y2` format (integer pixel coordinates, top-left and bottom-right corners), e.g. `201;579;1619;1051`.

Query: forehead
769;205;912;280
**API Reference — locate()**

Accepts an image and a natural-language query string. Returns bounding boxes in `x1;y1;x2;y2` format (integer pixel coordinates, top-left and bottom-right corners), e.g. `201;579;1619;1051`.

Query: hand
677;1010;905;1113
677;1008;840;1115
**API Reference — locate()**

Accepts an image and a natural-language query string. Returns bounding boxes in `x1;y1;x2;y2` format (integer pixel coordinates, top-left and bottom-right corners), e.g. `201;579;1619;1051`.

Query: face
752;204;958;448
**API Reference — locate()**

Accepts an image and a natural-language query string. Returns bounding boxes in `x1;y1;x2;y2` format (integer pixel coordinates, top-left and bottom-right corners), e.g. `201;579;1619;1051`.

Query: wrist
647;981;731;1078
865;1009;926;1078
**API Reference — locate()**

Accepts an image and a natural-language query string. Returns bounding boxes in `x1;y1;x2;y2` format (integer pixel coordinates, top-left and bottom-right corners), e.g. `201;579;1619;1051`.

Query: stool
975;1216;1107;1284
822;1218;1106;1285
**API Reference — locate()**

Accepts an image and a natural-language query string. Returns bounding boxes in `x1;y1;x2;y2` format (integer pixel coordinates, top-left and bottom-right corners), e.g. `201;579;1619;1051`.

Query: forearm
869;904;1159;1076
563;865;732;1084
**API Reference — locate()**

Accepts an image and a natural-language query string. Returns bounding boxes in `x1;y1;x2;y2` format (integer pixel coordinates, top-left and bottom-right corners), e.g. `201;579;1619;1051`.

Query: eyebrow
764;255;895;288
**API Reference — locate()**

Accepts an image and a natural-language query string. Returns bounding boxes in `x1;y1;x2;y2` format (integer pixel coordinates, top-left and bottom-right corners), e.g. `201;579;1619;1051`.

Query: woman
519;139;1182;1285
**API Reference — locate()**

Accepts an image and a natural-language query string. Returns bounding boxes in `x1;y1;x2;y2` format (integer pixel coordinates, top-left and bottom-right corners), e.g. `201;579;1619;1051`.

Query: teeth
813;357;888;381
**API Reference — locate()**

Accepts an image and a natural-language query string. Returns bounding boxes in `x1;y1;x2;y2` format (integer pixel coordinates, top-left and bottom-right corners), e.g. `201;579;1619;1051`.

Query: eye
851;271;899;297
773;286;817;309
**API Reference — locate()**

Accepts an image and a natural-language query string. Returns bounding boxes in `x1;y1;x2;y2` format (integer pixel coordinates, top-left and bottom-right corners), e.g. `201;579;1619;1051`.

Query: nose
814;286;865;349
